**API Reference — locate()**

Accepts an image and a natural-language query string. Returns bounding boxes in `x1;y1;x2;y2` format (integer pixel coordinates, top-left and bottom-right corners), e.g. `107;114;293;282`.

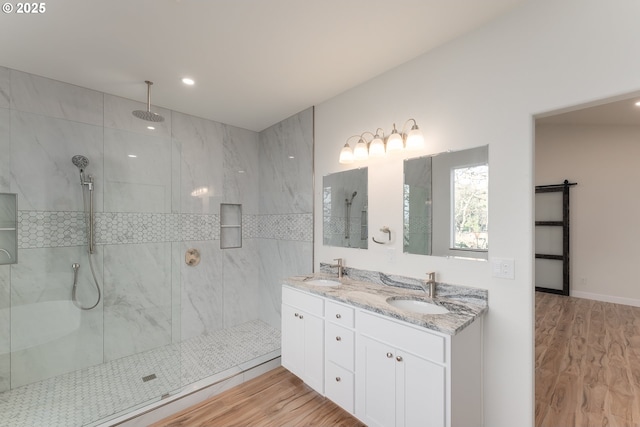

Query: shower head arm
145;80;152;112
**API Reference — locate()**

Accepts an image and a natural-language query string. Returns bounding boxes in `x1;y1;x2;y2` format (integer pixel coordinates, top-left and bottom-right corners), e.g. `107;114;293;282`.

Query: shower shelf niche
220;203;242;249
0;193;18;264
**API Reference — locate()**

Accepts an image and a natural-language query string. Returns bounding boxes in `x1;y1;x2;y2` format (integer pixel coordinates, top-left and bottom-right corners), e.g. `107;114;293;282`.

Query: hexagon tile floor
0;320;281;427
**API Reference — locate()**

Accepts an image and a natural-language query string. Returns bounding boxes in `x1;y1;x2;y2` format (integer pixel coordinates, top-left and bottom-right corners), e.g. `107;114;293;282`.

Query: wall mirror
404;145;488;259
323;168;368;249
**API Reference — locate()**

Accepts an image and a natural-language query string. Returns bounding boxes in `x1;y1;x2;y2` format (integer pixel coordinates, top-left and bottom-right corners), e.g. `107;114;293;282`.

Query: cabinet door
281;304;305;377
397;351;446;427
356;335;397;427
303;311;324;392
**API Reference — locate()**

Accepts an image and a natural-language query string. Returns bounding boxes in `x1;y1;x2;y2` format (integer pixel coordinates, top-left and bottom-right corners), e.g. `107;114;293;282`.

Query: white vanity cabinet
324;300;356;413
281;284;484;427
281;286;325;393
356;310;483;427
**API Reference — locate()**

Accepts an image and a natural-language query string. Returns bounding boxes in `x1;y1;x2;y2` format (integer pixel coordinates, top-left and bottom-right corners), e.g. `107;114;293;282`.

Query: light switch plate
491;257;515;279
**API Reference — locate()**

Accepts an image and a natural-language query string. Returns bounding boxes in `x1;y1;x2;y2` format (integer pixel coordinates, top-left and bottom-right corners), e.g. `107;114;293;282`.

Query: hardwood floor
151;366;365;427
536;292;640;426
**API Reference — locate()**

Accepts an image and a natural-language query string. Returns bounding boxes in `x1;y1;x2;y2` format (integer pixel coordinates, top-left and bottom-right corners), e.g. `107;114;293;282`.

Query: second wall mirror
404;145;488;259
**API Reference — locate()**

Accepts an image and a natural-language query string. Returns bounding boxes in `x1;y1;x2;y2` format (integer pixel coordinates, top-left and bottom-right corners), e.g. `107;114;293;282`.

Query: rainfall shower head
132;80;165;123
72;155;89;171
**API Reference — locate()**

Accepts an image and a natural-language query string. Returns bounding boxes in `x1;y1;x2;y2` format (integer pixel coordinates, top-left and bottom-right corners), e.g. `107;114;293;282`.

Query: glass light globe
405;126;424;150
386;131;404;152
369;136;385;157
339;143;355;164
353;139;369;160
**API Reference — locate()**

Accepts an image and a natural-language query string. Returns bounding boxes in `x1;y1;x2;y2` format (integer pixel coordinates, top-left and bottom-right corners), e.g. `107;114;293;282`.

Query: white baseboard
571;290;640;307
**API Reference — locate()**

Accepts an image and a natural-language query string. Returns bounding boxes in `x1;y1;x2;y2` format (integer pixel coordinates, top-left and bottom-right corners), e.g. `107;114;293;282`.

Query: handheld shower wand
70;155;101;310
72;155;94;252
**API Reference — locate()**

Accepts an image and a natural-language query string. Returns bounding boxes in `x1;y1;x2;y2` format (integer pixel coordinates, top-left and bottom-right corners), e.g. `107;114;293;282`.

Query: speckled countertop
283;271;488;336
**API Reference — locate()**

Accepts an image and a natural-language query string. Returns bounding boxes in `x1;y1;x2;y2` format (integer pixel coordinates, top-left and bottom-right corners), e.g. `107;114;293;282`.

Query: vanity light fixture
339;140;355;164
337;118;424;163
369;129;386;157
182;77;195;86
147;126;155;130
386;124;404;152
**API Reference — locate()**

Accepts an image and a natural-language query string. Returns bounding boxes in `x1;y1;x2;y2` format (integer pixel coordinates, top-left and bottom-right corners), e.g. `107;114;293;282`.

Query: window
452;164;488;250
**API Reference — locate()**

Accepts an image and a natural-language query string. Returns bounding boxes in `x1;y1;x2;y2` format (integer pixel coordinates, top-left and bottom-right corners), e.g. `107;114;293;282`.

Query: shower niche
220;203;242;249
0;193;18;264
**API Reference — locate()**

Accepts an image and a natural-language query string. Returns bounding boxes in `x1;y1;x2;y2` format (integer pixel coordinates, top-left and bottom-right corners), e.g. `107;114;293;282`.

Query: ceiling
0;0;527;132
536;95;640;126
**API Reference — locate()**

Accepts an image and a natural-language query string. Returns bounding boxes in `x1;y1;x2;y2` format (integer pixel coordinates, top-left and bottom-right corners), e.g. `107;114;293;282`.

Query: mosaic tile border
18;211;312;248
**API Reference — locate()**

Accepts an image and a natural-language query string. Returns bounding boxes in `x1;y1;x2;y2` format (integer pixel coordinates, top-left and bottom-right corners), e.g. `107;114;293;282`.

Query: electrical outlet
491;257;515;280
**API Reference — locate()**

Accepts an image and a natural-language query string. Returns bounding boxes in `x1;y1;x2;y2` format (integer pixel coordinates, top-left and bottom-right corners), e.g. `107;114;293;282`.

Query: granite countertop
283;273;488;336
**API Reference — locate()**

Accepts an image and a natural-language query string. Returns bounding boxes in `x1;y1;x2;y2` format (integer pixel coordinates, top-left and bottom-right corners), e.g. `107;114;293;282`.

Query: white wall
314;1;640;425
536;123;640;305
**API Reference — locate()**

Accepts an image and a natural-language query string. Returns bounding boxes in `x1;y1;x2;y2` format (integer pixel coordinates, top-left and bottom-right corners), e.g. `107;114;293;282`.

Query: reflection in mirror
403;156;432;255
404;145;488;259
323;168;368;249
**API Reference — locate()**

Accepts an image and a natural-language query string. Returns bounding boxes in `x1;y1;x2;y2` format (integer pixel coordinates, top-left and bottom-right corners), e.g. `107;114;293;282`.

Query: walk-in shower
0;68;306;427
71;155;101;310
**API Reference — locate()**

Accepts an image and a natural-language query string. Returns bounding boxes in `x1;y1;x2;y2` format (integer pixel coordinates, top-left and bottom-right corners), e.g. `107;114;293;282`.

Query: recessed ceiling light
635;101;640;107
128;154;137;158
238;170;245;174
288;156;295;159
147;126;155;130
182;77;195;86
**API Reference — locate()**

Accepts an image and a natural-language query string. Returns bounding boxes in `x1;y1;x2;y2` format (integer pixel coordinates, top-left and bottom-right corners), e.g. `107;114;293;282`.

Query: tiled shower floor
0;320;281;427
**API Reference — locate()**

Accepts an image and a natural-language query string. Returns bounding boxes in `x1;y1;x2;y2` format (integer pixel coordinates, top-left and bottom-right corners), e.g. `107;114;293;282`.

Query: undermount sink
305;278;341;287
386;297;450;315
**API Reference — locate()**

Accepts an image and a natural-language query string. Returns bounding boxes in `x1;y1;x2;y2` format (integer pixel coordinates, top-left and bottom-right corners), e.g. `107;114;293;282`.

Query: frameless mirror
323;168;368;249
404;145;488;259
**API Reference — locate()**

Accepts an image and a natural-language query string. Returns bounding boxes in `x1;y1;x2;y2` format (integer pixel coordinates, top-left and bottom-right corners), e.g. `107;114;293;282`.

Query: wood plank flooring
536;292;640;426
151;366;365;427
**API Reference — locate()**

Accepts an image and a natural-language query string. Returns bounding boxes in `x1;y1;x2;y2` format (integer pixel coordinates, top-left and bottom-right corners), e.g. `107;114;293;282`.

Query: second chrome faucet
421;272;436;297
330;258;345;278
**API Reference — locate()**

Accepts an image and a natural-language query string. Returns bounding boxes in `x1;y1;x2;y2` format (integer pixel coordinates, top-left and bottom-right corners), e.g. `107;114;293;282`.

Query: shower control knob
336;314;341;319
299;315;304;319
294;313;299;317
386;352;393;358
336;336;341;341
336;377;341;382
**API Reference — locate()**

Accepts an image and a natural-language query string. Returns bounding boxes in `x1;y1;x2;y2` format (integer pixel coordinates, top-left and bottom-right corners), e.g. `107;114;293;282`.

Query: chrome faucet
329;258;345;279
421;272;436;297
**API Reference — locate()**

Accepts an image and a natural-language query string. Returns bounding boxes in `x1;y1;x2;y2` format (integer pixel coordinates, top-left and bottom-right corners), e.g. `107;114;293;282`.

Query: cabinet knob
299;314;304;319
294;313;299;317
336;313;342;319
336;377;341;382
386;352;393;358
396;356;403;362
336;336;342;341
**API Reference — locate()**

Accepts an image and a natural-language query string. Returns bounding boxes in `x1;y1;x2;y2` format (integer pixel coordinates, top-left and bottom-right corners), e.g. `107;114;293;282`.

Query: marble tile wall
1;66;314;394
257;108;314;328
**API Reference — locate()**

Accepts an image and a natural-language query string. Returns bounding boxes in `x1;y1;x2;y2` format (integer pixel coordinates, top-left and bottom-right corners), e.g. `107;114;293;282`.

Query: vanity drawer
325;300;355;328
325;361;354;414
282;286;324;317
325;322;355;370
358;310;446;364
